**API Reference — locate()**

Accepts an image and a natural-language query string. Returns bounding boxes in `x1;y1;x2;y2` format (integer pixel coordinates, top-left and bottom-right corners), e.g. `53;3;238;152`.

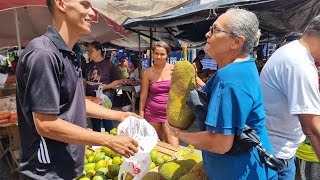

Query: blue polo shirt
16;26;87;179
200;57;277;180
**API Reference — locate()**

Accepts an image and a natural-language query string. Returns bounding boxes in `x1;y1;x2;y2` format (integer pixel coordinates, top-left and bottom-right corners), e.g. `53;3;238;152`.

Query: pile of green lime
76;128;125;180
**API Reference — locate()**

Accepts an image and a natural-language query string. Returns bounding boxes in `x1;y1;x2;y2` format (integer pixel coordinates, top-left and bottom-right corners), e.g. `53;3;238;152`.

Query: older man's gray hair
226;8;261;54
304;15;320;35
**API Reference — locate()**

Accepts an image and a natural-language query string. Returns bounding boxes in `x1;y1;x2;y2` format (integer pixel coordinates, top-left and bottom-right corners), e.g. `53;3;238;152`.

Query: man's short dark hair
304;15;320;36
46;0;54;14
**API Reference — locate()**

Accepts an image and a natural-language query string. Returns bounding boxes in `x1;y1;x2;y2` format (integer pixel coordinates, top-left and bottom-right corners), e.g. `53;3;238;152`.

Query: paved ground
0;155;18;179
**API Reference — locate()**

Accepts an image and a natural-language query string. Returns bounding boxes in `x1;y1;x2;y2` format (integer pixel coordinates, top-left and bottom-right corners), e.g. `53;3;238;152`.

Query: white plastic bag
95;86;112;109
117;116;158;180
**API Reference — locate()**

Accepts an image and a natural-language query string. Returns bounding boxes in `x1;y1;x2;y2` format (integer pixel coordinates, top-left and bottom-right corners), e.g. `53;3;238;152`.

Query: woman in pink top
139;41;179;147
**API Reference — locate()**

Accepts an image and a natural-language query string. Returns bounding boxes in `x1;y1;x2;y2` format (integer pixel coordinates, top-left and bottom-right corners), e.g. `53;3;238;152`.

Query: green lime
162;155;171;162
120;156;125;163
110;128;118;135
95;160;107;170
156;156;164;165
101;146;111;154
88;155;94;163
112;156;122;165
187;144;195;153
92;175;106;180
87;169;96;176
96;167;109;175
85;149;93;158
150;149;158;163
79;177;91;180
149;162;156;170
94;153;106;163
108;164;120;176
84;163;96;172
93;151;98;157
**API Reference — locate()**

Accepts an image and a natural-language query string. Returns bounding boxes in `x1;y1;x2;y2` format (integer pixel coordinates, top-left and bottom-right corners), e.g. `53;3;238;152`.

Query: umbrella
0;1;125;53
90;0;198;25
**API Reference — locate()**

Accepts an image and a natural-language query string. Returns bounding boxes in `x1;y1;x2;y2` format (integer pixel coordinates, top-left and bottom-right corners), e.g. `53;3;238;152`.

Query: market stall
81;130;205;180
113;82;140;113
0;95;18;173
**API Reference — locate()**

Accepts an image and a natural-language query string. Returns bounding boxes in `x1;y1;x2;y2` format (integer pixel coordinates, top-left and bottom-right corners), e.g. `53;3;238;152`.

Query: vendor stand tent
0;0;198;53
0;1;125;54
109;28;182;51
109;32;152;51
90;0;198;25
124;0;320;44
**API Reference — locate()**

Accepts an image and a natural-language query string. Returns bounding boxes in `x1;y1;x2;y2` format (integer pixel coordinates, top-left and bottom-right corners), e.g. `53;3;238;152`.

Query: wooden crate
154;141;178;157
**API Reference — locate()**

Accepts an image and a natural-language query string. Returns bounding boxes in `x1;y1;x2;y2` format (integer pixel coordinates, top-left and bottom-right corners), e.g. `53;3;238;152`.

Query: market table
85;96;102;105
114;85;140;112
0;122;19;171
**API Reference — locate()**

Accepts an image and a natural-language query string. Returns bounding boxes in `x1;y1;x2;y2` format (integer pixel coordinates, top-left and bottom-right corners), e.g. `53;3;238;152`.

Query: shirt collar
45;25;72;53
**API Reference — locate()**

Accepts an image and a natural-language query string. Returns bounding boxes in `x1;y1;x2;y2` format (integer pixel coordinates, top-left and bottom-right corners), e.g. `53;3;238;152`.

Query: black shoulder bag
186;89;283;172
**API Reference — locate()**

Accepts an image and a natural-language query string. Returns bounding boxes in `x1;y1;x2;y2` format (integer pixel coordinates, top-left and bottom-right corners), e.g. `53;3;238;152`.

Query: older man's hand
165;121;182;137
108;135;138;158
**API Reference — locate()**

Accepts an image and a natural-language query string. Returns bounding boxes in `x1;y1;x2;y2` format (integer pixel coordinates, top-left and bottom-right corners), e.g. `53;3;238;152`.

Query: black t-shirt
16;26;87;179
84;60;120;96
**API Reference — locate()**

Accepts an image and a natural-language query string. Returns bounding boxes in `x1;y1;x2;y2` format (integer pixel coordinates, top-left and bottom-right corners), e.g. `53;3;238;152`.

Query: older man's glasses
209;26;234;36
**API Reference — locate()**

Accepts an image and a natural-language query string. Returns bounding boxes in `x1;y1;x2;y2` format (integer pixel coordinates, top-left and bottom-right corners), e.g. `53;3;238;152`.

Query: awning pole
150;27;153;67
14;9;22;56
266;31;270;60
138;31;141;58
138;31;142;78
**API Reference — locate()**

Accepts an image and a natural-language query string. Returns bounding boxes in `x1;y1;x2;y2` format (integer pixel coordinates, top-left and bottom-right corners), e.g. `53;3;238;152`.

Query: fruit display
167;61;196;130
142;144;207;180
142;172;166;180
178;161;207;180
158;159;197;180
150;149;172;167
76;128;125;180
77;127;206;180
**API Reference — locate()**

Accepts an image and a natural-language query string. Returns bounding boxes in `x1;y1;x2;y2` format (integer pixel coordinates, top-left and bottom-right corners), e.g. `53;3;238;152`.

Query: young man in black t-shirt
16;1;139;179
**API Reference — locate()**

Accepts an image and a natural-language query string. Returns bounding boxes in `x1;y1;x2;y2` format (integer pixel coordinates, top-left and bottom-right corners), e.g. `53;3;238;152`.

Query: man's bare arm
167;123;234;154
85;99;140;122
33;112;138;157
298;114;320;160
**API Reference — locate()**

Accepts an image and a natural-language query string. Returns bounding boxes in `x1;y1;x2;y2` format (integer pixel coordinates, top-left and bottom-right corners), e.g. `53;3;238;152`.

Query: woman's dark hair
197;50;205;56
152;41;171;55
88;41;103;56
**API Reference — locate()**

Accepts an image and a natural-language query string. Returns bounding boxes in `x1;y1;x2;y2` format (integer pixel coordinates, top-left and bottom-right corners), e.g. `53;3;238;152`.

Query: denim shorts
278;155;296;180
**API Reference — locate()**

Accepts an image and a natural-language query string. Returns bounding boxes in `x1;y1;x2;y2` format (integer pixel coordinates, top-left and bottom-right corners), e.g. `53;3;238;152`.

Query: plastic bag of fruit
117;116;158;180
95;86;112;109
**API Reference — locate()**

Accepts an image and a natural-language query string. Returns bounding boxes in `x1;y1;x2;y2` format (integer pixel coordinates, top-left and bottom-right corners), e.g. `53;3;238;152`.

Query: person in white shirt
260;15;320;180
